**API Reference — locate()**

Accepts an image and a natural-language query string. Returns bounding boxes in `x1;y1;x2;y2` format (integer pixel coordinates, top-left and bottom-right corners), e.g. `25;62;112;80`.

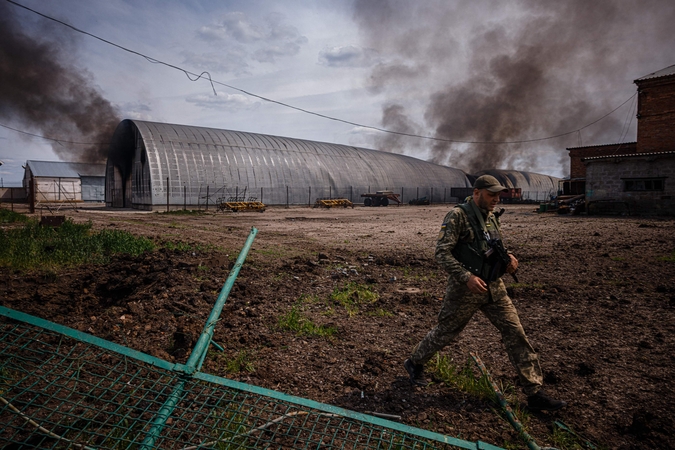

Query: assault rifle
485;238;519;283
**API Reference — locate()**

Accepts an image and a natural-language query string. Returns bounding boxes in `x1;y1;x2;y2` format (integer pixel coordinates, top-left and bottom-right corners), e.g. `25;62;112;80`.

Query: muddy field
1;203;674;449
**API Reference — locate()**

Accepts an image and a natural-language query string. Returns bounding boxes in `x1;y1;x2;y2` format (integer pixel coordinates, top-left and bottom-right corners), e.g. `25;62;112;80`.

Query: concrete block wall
568;143;637;178
585;154;675;215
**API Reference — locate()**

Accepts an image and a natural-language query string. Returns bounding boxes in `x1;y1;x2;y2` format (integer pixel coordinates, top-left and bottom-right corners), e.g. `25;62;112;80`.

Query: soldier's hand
506;254;518;273
467;274;488;294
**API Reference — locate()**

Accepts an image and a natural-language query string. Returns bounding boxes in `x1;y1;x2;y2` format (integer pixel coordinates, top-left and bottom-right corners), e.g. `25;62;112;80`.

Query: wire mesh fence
159;185;463;210
0;309;503;450
185;185;556;210
0;227;503;450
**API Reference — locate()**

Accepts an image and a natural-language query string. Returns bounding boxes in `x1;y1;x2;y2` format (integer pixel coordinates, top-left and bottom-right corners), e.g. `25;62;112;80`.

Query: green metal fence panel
0;227;503;450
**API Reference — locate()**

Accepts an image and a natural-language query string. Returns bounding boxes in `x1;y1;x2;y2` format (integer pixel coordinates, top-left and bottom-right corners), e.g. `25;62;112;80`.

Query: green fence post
139;227;258;449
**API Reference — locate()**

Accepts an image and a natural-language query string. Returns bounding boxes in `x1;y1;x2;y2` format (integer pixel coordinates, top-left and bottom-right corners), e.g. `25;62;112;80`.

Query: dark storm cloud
0;2;120;164
353;0;675;175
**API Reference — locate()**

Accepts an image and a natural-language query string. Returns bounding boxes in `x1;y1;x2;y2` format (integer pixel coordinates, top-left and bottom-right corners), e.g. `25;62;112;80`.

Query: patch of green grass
298;293;321;304
163;241;193;252
550;421;604;450
278;302;337;337
610;256;625;262
0;218;154;271
366;308;393;317
256;247;287;257
211;411;250;449
162;241;217;252
0;209;29;223
273;272;289;281
659;252;675;262
330;282;379;316
0;368;14;395
432;354;495;400
550;426;585;450
167;220;185;229
433;355;563;449
217;350;255;374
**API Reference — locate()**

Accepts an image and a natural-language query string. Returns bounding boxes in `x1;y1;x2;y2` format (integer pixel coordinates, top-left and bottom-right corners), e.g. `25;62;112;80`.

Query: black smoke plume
353;0;675;176
0;2;120;164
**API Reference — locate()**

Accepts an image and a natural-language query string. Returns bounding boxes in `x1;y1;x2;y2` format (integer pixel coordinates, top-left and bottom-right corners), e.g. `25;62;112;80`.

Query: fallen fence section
0;310;505;450
0;230;504;450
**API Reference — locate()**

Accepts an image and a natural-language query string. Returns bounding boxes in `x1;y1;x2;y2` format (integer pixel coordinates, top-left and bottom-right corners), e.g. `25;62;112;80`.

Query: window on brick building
622;178;665;191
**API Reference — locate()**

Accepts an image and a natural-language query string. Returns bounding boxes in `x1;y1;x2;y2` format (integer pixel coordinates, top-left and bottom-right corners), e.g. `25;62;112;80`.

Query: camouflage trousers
410;276;543;395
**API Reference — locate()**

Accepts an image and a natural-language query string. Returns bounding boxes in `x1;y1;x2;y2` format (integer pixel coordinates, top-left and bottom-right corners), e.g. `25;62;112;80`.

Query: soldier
404;175;566;411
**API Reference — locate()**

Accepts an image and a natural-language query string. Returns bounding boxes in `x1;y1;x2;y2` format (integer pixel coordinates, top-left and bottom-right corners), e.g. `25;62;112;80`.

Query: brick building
564;142;637;195
565;64;675;213
635;65;675;153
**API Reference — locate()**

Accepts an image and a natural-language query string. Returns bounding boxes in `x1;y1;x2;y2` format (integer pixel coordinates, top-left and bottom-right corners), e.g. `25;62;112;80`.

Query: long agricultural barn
474;169;560;202
105;119;473;209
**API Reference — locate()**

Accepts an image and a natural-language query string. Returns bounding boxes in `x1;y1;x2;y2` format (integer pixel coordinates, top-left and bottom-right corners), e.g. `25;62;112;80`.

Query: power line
620;92;638;142
6;0;638;146
0;123;107;145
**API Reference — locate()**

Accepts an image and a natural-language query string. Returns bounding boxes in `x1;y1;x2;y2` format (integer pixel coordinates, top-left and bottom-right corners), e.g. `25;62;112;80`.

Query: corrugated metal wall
80;177;105;202
106;120;473;209
475;169;560;202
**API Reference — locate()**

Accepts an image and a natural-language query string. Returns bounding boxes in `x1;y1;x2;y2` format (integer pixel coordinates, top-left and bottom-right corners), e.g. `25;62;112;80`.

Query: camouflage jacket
435;199;502;284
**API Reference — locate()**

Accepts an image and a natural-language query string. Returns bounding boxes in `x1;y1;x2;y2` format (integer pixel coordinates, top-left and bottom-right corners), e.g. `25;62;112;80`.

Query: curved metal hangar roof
105;119;471;209
474;169;560;199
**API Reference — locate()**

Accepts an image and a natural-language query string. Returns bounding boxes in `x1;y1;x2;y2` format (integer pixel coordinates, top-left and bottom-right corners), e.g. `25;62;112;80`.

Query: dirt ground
1;202;674;449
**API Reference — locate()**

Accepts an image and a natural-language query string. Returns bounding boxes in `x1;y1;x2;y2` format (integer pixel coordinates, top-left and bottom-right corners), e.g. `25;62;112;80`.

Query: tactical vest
451;201;502;281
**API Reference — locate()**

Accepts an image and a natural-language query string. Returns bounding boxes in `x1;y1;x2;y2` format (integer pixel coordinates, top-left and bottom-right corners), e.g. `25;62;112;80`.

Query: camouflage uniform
410;198;543;395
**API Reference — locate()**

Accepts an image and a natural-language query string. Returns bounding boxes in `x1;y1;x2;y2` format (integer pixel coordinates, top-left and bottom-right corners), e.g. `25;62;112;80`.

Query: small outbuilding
23;160;106;205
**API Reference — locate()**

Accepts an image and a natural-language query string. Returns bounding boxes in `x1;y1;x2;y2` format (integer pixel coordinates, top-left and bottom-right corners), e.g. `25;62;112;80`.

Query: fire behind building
565;63;675;215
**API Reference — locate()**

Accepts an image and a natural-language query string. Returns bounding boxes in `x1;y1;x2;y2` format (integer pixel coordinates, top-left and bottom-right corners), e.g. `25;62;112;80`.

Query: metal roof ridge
634;63;675;82
582;150;675;160
566;141;636;150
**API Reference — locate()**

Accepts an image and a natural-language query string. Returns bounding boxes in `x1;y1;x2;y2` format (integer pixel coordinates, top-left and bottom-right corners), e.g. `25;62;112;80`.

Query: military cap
473;175;508;193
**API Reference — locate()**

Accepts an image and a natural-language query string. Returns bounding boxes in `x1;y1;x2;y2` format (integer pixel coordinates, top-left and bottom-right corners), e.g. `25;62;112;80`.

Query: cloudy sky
1;0;674;184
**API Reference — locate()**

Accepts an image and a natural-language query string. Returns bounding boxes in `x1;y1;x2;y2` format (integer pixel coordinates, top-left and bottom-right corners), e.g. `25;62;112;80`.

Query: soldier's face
474;189;501;211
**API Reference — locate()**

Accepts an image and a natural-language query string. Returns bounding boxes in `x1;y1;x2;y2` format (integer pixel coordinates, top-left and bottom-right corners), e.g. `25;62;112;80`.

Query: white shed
23;160;106;204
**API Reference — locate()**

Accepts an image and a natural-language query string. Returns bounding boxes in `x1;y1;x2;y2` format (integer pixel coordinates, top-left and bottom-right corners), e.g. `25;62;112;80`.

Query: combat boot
404;358;428;386
527;389;567;411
